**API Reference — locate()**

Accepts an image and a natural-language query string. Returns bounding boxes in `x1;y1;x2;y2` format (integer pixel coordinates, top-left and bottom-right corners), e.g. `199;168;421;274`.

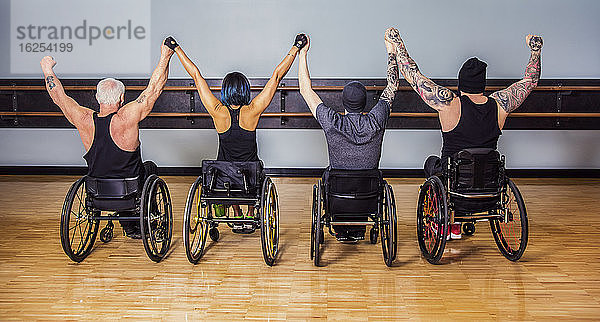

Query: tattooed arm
120;42;174;123
490;34;542;123
298;35;323;117
40;56;93;128
385;28;457;111
380;36;400;106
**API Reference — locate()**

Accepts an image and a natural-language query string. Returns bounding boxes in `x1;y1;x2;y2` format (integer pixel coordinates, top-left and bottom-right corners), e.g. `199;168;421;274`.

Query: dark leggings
424;155;444;178
119;161;158;230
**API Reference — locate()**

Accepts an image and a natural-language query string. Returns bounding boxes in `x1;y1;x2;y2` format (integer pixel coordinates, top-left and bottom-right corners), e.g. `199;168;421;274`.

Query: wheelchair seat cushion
85;176;140;211
326;169;382;216
453;148;501;193
202;160;264;197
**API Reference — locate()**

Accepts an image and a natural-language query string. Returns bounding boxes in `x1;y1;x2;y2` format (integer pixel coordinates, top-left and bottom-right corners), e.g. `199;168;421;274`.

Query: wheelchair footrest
92;215;139;221
329;221;375;226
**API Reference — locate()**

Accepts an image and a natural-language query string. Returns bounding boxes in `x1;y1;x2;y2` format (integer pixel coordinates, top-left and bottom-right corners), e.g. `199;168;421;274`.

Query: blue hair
220;72;251;107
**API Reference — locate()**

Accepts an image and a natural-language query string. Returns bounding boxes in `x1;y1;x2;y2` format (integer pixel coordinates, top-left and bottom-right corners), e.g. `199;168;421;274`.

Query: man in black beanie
298;34;400;242
385;27;543;239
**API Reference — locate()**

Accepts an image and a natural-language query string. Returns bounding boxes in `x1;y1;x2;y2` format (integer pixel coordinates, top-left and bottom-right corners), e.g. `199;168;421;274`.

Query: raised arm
385;28;457;112
172;38;222;116
297;35;323;117
119;39;174;123
249;34;308;115
40;56;93;129
380;34;400;106
490;35;542;120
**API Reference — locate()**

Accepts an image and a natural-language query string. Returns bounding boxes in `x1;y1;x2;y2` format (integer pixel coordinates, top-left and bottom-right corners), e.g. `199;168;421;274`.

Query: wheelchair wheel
184;176;209;264
380;183;397;267
99;221;114;243
463;222;475;236
209;227;220;242
140;175;173;263
260;177;279;266
313;180;324;267
310;184;317;260
369;227;378;244
490;178;528;261
60;177;99;262
416;176;449;264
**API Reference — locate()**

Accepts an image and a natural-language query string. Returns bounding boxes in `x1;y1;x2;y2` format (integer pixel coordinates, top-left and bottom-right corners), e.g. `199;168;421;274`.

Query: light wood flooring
0;176;599;320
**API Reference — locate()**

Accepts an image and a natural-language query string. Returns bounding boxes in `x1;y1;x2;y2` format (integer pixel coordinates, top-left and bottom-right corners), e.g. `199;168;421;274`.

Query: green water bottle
213;204;226;217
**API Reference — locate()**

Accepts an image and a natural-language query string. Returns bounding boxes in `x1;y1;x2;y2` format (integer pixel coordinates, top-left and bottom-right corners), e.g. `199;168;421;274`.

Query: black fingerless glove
294;34;308;49
164;36;179;50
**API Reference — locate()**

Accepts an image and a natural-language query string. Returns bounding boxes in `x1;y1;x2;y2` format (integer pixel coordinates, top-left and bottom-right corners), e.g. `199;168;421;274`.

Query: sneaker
123;223;142;239
335;231;360;243
232;223;256;234
450;223;462;240
348;228;365;241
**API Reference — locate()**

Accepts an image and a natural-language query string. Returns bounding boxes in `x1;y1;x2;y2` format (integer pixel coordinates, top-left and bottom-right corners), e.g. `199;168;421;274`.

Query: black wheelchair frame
60;174;173;263
416;148;528;264
311;169;397;267
183;160;279;266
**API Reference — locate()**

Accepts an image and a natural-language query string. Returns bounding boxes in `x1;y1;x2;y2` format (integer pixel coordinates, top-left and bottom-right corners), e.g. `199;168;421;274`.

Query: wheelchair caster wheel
209;227;220;241
463;222;475;236
100;227;113;243
369;228;378;244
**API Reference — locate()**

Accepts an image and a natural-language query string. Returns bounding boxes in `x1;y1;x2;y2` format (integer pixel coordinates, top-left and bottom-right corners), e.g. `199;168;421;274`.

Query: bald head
96;78;125;105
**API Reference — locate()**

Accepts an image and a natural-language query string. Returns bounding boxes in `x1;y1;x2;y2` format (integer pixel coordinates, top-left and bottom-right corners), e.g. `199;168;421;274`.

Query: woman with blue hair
169;35;307;222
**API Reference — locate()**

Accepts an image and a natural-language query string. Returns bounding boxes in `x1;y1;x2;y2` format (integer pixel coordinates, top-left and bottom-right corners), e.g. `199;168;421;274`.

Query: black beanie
458;57;487;94
342;81;367;113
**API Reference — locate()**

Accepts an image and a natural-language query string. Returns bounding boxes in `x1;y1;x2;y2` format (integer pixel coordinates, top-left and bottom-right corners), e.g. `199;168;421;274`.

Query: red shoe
450;223;462;240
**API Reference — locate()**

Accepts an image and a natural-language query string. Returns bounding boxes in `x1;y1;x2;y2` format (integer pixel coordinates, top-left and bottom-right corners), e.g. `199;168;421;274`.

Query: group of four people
40;28;542;240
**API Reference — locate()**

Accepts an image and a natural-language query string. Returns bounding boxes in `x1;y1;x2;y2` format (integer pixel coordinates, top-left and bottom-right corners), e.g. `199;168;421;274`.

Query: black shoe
335;232;357;243
348;229;365;241
123;224;142;239
232;223;256;234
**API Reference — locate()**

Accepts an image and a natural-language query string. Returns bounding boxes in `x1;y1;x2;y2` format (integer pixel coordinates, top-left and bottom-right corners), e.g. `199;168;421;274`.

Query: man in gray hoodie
298;34;399;241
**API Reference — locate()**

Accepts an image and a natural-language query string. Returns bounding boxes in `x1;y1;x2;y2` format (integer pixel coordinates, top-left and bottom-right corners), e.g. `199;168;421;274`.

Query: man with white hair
40;38;176;238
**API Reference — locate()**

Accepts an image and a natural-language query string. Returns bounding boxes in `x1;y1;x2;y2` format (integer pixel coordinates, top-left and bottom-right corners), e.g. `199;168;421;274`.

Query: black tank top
83;112;143;178
441;96;502;158
217;106;259;161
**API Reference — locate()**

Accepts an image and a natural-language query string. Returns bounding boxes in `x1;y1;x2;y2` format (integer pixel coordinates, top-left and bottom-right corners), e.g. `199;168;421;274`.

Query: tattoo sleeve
390;34;455;110
46;76;56;90
490;50;541;113
380;53;399;105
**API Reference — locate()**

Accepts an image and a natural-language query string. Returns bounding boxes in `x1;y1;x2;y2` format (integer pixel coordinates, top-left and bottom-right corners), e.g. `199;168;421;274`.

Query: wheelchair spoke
498;189;522;253
184;178;208;263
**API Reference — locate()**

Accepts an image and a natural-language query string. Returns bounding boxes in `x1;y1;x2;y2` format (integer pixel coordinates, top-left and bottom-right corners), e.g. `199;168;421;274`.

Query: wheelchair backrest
85;176;140;211
326;169;382;215
202;160;264;195
451;148;502;193
85;176;140;199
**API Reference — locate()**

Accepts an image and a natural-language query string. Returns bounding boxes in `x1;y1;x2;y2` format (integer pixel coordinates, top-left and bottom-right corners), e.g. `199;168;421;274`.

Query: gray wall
1;0;599;170
1;129;599;169
1;0;599;78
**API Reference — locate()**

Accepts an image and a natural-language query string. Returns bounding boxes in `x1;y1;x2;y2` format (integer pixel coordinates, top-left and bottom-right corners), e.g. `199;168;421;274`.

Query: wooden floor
0;176;599;320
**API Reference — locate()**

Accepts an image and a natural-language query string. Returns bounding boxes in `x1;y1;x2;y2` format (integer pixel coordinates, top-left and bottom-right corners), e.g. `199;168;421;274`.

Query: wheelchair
311;169;397;267
59;172;173;263
183;160;279;266
416;148;528;264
